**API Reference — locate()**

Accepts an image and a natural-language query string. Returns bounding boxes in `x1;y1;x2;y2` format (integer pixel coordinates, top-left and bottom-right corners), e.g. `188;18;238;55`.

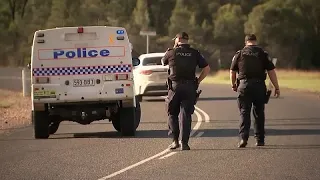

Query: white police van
30;26;141;139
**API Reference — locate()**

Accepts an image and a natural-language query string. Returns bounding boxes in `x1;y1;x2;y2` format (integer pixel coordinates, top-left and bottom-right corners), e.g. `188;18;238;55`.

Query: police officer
230;34;280;148
161;32;210;150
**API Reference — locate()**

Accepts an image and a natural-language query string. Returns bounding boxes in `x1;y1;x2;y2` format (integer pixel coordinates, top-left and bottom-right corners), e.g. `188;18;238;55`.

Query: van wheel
136;95;143;102
112;101;141;135
111;115;121;132
119;107;136;136
49;121;60;135
33;110;49;139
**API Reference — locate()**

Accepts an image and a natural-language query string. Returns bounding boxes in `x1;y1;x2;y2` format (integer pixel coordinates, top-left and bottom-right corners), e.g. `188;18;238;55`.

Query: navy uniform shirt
230;45;275;80
161;44;208;68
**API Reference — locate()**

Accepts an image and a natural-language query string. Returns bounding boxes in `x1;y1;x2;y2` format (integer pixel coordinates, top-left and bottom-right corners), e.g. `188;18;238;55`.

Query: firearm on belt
194;77;202;105
236;78;240;89
265;89;272;104
264;72;272;104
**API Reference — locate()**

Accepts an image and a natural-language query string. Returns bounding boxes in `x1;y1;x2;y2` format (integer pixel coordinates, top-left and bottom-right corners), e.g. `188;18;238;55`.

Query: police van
30;26;141;139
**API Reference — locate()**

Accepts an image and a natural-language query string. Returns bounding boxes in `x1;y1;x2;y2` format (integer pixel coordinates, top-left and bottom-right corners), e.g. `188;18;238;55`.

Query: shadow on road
198;128;320;138
1;127;319;143
191;144;320;151
208;118;320;123
50;129;168;139
45;127;320;140
198;97;237;101
142;96;239;102
142;96;281;102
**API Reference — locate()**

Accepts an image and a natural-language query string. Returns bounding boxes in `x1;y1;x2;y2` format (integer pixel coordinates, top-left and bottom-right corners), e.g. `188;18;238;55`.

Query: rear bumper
137;82;168;96
31;81;134;104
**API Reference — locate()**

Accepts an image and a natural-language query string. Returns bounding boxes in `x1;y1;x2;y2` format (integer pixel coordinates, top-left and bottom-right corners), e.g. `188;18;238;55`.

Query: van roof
36;26;125;32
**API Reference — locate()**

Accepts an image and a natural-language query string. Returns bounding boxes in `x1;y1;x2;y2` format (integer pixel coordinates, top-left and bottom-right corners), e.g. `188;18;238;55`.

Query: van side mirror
132;57;140;66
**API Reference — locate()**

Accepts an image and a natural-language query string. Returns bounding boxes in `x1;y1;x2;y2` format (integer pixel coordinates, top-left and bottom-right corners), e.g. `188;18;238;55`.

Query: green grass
0;101;12;108
0;90;16;108
203;70;320;93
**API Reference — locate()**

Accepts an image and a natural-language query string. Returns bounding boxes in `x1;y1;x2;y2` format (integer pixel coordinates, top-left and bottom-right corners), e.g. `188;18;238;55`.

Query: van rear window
64;32;98;41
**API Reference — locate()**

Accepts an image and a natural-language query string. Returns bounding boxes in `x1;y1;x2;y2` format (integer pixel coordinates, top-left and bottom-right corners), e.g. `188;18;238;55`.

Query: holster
236;78;240;89
194;77;202;105
265;89;272;104
167;78;173;90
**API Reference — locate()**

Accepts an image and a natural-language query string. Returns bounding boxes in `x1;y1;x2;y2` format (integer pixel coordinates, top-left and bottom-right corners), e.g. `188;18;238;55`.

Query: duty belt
172;79;194;84
239;78;264;83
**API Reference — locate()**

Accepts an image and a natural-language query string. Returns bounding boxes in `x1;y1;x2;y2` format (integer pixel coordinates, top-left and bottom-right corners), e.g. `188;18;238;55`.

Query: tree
213;3;246;68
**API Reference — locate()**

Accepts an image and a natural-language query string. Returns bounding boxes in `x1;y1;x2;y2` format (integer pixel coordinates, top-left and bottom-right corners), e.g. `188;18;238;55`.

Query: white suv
133;53;169;101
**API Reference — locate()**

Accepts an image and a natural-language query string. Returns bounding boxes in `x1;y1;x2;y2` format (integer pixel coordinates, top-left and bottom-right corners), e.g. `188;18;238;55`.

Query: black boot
181;143;190;150
168;139;180;149
238;139;248;148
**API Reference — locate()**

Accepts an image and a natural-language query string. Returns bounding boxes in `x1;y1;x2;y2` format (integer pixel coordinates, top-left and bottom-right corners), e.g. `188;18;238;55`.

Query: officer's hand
232;84;237;92
274;89;280;98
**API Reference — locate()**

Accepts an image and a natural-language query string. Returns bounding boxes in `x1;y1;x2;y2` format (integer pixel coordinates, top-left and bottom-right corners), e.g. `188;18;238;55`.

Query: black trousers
165;81;196;144
237;79;266;142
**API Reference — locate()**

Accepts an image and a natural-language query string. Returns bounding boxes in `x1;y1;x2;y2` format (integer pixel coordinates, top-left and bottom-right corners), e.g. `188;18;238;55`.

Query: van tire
112;101;141;135
119;107;136;136
136;95;143;102
33;110;49;139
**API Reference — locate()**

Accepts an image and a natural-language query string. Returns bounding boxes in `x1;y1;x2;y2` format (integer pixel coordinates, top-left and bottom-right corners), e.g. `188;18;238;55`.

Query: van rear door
31;26;134;103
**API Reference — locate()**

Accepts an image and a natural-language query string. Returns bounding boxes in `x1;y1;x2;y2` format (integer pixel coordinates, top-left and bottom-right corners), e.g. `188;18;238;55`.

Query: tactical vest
168;46;197;81
238;46;266;80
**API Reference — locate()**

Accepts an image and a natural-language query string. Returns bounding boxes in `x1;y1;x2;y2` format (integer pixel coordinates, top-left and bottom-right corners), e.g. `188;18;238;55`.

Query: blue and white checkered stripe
32;64;131;76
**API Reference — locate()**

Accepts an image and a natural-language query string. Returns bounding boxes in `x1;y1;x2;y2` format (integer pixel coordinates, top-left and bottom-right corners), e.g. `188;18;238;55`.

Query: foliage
0;0;319;70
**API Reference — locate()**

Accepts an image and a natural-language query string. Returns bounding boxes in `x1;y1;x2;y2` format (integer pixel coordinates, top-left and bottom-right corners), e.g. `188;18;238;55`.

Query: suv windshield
142;57;163;66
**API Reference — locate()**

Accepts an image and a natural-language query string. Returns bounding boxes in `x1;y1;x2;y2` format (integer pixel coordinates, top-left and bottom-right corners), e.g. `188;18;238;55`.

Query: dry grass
0;89;31;133
203;69;320;93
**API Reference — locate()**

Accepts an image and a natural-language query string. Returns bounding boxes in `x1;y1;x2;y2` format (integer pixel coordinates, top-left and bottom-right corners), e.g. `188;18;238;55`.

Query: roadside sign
139;31;157;54
139;31;156;36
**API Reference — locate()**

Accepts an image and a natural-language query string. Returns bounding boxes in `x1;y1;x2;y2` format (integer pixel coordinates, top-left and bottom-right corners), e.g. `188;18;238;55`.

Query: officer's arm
264;51;280;90
230;51;240;87
161;49;171;66
197;52;210;83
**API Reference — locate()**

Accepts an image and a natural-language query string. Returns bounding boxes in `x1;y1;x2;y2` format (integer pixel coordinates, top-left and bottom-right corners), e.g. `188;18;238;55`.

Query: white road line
97;97;209;180
194;106;210;122
158;152;177;160
195;132;204;137
98;149;170;180
190;110;202;137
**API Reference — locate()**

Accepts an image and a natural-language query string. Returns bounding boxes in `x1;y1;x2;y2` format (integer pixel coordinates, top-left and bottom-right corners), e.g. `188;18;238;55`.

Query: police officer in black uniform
161;32;210;150
230;34;280;148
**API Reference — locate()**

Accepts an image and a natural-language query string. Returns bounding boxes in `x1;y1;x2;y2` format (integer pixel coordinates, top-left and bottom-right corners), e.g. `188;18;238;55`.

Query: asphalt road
0;83;319;180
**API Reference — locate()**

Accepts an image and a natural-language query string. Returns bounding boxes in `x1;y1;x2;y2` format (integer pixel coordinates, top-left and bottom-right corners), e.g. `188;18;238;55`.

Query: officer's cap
172;32;189;40
245;34;257;41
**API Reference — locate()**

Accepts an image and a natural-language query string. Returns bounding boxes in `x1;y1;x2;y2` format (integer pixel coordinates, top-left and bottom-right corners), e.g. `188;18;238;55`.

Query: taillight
140;70;152;75
115;74;129;80
35;77;50;84
77;27;83;33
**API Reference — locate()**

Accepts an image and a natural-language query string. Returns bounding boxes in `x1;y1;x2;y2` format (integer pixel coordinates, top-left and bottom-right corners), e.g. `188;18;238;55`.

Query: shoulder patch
232;51;241;62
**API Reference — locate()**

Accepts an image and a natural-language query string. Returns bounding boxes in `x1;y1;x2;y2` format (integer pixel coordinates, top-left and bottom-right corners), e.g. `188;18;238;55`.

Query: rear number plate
73;79;95;87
